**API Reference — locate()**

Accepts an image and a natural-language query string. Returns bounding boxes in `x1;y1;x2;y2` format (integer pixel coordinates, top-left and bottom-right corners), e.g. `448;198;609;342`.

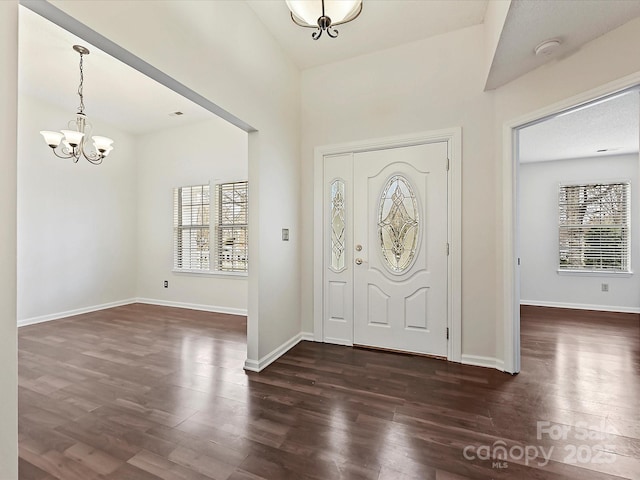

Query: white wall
48;0;302;364
17;93;137;324
520;155;640;312
0;1;18;477
136;117;248;313
301;25;498;360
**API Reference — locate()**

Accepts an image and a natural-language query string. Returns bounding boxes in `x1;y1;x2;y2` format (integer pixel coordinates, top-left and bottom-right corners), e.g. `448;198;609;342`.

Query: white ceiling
519;90;640;163
247;0;489;70
486;0;640;90
18;0;640;146
18;7;215;136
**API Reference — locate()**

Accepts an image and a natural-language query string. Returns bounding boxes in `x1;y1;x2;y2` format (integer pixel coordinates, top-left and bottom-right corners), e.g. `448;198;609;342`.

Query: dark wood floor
17;304;640;479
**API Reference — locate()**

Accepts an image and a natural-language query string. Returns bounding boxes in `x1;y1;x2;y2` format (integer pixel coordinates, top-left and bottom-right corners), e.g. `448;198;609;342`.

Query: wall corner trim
18;298;137;327
244;331;304;372
18;298;248;328
301;332;316;341
135;298;247;316
521;300;640;314
460;354;505;372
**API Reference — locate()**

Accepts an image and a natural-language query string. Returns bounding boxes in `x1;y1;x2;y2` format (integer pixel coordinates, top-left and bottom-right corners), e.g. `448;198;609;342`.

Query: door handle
355;258;363;265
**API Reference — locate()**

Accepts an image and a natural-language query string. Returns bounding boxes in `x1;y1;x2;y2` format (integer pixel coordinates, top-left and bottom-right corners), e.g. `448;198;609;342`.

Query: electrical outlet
164;280;168;288
601;283;609;292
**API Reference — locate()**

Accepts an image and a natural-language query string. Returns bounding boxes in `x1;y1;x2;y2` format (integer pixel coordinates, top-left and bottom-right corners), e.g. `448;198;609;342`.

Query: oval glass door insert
377;175;419;273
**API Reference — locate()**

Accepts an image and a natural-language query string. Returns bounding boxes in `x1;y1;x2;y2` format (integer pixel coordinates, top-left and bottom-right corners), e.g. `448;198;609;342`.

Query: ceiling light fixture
286;0;363;40
40;45;114;165
534;39;561;56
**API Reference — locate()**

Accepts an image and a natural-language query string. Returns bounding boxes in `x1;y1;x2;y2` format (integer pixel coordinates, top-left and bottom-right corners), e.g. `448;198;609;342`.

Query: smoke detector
534;39;561;56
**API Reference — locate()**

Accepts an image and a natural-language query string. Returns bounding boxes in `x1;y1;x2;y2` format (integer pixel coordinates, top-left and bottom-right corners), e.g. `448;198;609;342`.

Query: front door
352;142;448;356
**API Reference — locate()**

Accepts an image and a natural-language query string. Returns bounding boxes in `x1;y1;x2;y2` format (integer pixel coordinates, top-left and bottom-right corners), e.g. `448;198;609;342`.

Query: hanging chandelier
285;0;363;40
40;45;114;165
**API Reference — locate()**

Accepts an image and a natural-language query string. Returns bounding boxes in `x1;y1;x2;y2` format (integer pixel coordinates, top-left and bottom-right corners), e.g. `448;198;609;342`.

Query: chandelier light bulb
92;136;114;153
39;131;64;148
61;129;85;148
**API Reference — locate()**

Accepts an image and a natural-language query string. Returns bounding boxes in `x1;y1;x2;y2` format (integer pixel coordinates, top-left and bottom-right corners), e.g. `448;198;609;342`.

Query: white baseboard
18;298;137;327
521;300;640;314
19;298;247;328
301;331;315;341
461;354;505;372
244;332;304;372
135;298;247;316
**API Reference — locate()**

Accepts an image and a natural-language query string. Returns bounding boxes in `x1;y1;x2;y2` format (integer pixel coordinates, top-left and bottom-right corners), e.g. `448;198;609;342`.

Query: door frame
501;72;640;374
313;128;462;362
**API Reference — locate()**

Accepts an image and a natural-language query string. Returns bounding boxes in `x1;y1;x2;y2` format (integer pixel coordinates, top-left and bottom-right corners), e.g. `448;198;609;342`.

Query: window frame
557;180;631;275
213;181;249;273
173;181;248;277
173;184;211;273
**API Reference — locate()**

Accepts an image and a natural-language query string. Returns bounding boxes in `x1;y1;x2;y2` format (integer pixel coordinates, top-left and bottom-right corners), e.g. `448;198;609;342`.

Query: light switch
282;228;289;241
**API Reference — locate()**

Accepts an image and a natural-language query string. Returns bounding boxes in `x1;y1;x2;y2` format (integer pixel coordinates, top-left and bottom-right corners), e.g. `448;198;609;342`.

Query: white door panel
353;143;448;356
322;153;353;344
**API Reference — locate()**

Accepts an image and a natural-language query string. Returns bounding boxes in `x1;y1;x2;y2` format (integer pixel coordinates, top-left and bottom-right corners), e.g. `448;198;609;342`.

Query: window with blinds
173;185;210;271
173;181;249;274
558;182;630;272
213;181;248;272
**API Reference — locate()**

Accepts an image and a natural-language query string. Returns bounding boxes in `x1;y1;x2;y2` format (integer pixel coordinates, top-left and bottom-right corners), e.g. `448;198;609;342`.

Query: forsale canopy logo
462;420;619;469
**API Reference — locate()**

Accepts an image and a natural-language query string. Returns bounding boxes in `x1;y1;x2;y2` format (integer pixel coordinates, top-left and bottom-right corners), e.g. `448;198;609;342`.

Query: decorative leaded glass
330;179;346;271
378;175;419;272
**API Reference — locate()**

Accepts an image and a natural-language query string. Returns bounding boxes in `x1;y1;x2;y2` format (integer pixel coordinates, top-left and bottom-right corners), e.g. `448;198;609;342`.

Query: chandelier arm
78;141;103;164
312;29;323;40
327;28;339;38
82;153;103;165
50;147;74;160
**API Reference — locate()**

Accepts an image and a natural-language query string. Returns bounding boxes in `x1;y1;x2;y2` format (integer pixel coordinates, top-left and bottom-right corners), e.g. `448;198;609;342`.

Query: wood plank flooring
17;303;640;479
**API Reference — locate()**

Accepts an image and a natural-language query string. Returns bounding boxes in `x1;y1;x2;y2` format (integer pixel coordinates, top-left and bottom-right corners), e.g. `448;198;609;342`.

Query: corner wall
0;1;18;477
520;155;640;312
48;0;301;364
17;94;138;325
135;117;248;314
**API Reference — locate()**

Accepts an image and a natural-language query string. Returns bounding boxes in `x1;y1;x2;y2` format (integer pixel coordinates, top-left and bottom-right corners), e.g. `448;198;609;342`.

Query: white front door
353;143;449;356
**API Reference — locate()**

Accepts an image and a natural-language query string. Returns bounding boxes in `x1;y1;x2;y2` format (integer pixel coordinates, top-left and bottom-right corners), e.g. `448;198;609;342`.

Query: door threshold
353;344;447;361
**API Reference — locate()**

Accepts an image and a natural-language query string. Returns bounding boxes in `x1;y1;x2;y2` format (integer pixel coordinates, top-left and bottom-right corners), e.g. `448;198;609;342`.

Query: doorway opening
505;82;640;374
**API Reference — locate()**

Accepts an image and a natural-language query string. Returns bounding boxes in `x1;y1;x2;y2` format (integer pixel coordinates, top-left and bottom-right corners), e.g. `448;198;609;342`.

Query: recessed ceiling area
247;0;488;70
18;6;215;136
518;90;640;163
486;0;640;90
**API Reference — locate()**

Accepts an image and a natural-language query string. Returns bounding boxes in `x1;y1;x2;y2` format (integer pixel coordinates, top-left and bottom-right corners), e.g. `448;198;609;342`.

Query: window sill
557;269;633;278
172;269;248;278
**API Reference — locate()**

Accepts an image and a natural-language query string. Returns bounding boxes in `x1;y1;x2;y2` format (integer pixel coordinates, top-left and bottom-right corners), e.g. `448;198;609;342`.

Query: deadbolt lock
355;244;362;251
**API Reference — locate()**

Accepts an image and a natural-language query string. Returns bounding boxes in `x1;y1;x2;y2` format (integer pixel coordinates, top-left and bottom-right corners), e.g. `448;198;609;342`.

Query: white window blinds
558;182;630;272
173;181;248;273
173;185;210;271
213;181;248;272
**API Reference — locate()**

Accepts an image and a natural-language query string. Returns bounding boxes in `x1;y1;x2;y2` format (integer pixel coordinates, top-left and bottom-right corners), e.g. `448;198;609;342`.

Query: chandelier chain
77;52;85;114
